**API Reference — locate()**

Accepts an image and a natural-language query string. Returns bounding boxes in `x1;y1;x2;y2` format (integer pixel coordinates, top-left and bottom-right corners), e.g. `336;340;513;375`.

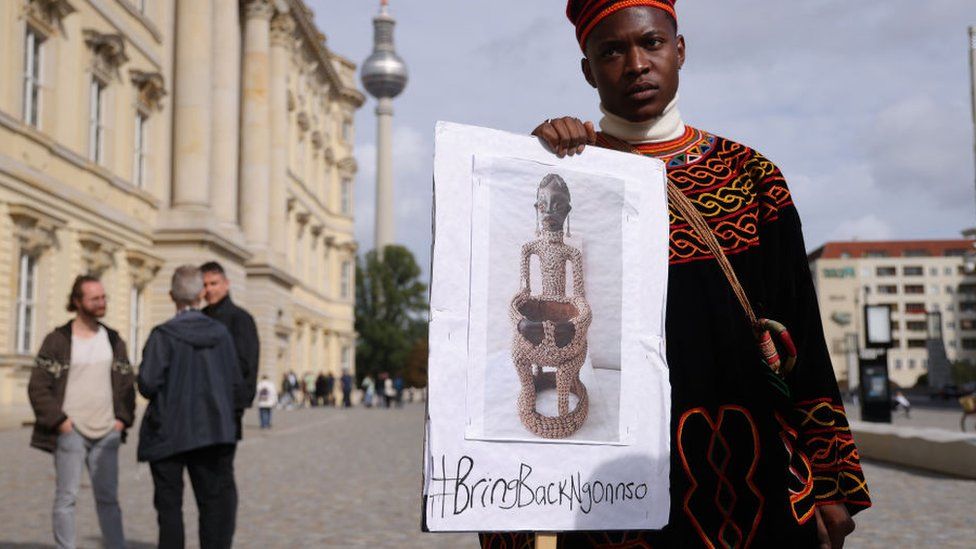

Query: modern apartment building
808;239;976;388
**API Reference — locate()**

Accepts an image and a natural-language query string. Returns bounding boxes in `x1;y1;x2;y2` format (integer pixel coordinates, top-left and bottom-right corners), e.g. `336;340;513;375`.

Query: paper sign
424;122;671;532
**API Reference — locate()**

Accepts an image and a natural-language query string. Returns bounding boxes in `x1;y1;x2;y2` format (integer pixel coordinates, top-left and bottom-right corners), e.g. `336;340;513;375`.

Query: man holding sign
482;1;870;547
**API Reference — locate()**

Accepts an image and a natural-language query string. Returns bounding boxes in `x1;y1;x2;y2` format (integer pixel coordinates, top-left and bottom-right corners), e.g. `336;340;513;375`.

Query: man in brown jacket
28;275;135;549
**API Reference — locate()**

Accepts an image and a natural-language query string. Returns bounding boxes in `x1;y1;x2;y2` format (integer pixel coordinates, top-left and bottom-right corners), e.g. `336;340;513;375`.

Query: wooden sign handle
535;533;558;549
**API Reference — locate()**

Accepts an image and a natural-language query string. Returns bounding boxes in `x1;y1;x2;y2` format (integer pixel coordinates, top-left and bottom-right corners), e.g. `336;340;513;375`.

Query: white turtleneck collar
598;94;686;144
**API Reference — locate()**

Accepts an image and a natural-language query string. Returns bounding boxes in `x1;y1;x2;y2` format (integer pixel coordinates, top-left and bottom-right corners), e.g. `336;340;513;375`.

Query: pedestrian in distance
304;370;317;407
28;275;135;549
894;390;911;419
361;374;376;408
383;373;396;409
341;369;354;407
315;371;328;407
256;375;278;429
200;261;259;441
138;265;243;549
394;375;405;408
325;371;336;406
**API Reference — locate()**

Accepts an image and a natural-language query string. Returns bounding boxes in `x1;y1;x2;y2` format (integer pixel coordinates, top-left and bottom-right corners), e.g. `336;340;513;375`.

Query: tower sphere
361;3;408;99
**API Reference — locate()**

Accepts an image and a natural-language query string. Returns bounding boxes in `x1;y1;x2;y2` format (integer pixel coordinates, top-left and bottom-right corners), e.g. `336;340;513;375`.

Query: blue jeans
53;428;125;549
258;407;272;428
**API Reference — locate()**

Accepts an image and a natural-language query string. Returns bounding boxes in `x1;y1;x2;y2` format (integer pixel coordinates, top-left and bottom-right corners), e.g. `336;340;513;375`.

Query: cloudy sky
310;0;976;277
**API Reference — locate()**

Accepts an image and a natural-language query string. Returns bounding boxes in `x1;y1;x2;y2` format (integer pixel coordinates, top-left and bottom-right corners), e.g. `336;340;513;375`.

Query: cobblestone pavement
0;403;970;548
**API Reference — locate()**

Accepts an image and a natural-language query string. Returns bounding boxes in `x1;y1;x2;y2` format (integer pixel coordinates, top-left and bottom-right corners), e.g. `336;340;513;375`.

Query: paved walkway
0;404;971;547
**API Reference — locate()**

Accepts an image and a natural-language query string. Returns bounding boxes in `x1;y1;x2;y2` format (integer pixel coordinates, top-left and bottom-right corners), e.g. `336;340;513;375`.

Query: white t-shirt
62;327;115;439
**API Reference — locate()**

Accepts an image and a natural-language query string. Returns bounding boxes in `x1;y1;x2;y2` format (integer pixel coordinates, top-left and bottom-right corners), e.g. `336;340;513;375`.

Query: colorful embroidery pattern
676;405;764;549
794;398;871;509
598;127;794;265
775;413;816;524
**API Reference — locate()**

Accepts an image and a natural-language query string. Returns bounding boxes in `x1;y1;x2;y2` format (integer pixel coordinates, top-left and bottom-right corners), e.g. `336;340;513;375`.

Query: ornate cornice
78;230;121;276
284;0;365;109
24;0;75;35
8;203;65;256
125;249;163;288
129;70;167;111
337;156;358;174
270;11;296;47
296;111;310;132
242;0;274;21
84;29;128;80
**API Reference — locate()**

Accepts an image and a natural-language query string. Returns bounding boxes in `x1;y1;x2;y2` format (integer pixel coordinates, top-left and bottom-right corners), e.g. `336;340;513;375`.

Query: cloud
314;0;976;276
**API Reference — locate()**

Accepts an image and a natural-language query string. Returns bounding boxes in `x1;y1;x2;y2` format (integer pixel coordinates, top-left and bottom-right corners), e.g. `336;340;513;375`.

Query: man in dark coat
200;261;259;439
138;265;243;549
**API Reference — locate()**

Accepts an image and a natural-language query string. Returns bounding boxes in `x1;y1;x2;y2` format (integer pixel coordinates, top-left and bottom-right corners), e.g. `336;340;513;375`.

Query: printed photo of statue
509;174;592;438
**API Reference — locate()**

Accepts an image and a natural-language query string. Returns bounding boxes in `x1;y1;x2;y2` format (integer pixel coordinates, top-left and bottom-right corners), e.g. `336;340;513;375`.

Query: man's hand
114;420;125;432
815;504;855;548
532;117;597;158
58;418;73;434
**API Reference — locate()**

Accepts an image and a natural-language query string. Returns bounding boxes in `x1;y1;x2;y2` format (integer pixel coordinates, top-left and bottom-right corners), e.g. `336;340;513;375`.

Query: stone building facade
809;239;976;388
0;0;363;408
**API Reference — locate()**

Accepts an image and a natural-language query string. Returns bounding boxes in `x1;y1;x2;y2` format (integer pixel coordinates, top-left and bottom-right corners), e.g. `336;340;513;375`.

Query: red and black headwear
567;0;677;51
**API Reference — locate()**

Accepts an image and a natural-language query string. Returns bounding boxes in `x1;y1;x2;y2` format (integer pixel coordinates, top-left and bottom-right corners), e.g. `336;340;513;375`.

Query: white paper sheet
424;122;671;532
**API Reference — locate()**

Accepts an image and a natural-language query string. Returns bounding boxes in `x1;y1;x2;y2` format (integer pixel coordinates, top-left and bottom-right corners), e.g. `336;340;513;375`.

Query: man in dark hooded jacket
138;265;242;549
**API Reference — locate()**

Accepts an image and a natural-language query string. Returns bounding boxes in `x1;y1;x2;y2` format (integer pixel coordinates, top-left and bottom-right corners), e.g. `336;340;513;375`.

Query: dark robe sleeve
753;154;872;516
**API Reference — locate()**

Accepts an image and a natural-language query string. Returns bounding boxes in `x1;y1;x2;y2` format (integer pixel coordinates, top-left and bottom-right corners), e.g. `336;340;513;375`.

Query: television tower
361;0;408;254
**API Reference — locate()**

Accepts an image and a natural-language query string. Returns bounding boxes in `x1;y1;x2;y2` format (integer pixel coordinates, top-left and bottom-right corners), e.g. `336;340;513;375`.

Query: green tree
355;245;428;385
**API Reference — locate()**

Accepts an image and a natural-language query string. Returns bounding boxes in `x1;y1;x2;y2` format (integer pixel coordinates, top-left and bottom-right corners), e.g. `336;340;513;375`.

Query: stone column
239;0;273;255
172;0;213;208
210;0;241;226
269;13;294;259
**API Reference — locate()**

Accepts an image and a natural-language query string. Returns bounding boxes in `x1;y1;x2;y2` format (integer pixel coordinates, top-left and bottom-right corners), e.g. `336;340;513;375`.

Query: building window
88;77;107;163
962;338;976;350
894;359;902;370
877;284;898;295
876;266;896;276
906;339;927;349
945;249;968;257
961;301;976;313
960;283;976;295
944;267;953;275
340;260;352;299
341;345;352;372
908;359;916;369
905;303;926;314
133;111;148;188
947;321;957;329
903;266;924;276
906;321;927;331
946;285;955;294
15;251;38;354
340;179;352;215
929;267;939;276
890;320;900;331
129;286;142;363
961;319;976;331
23;27;44;127
904;284;924;295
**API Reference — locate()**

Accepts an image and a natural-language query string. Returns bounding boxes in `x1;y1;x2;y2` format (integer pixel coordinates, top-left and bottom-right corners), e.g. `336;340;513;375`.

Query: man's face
582;7;685;123
76;281;107;319
202;271;230;305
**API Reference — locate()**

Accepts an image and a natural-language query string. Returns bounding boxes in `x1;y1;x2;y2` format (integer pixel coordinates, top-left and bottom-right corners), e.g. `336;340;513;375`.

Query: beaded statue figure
509;173;592;439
